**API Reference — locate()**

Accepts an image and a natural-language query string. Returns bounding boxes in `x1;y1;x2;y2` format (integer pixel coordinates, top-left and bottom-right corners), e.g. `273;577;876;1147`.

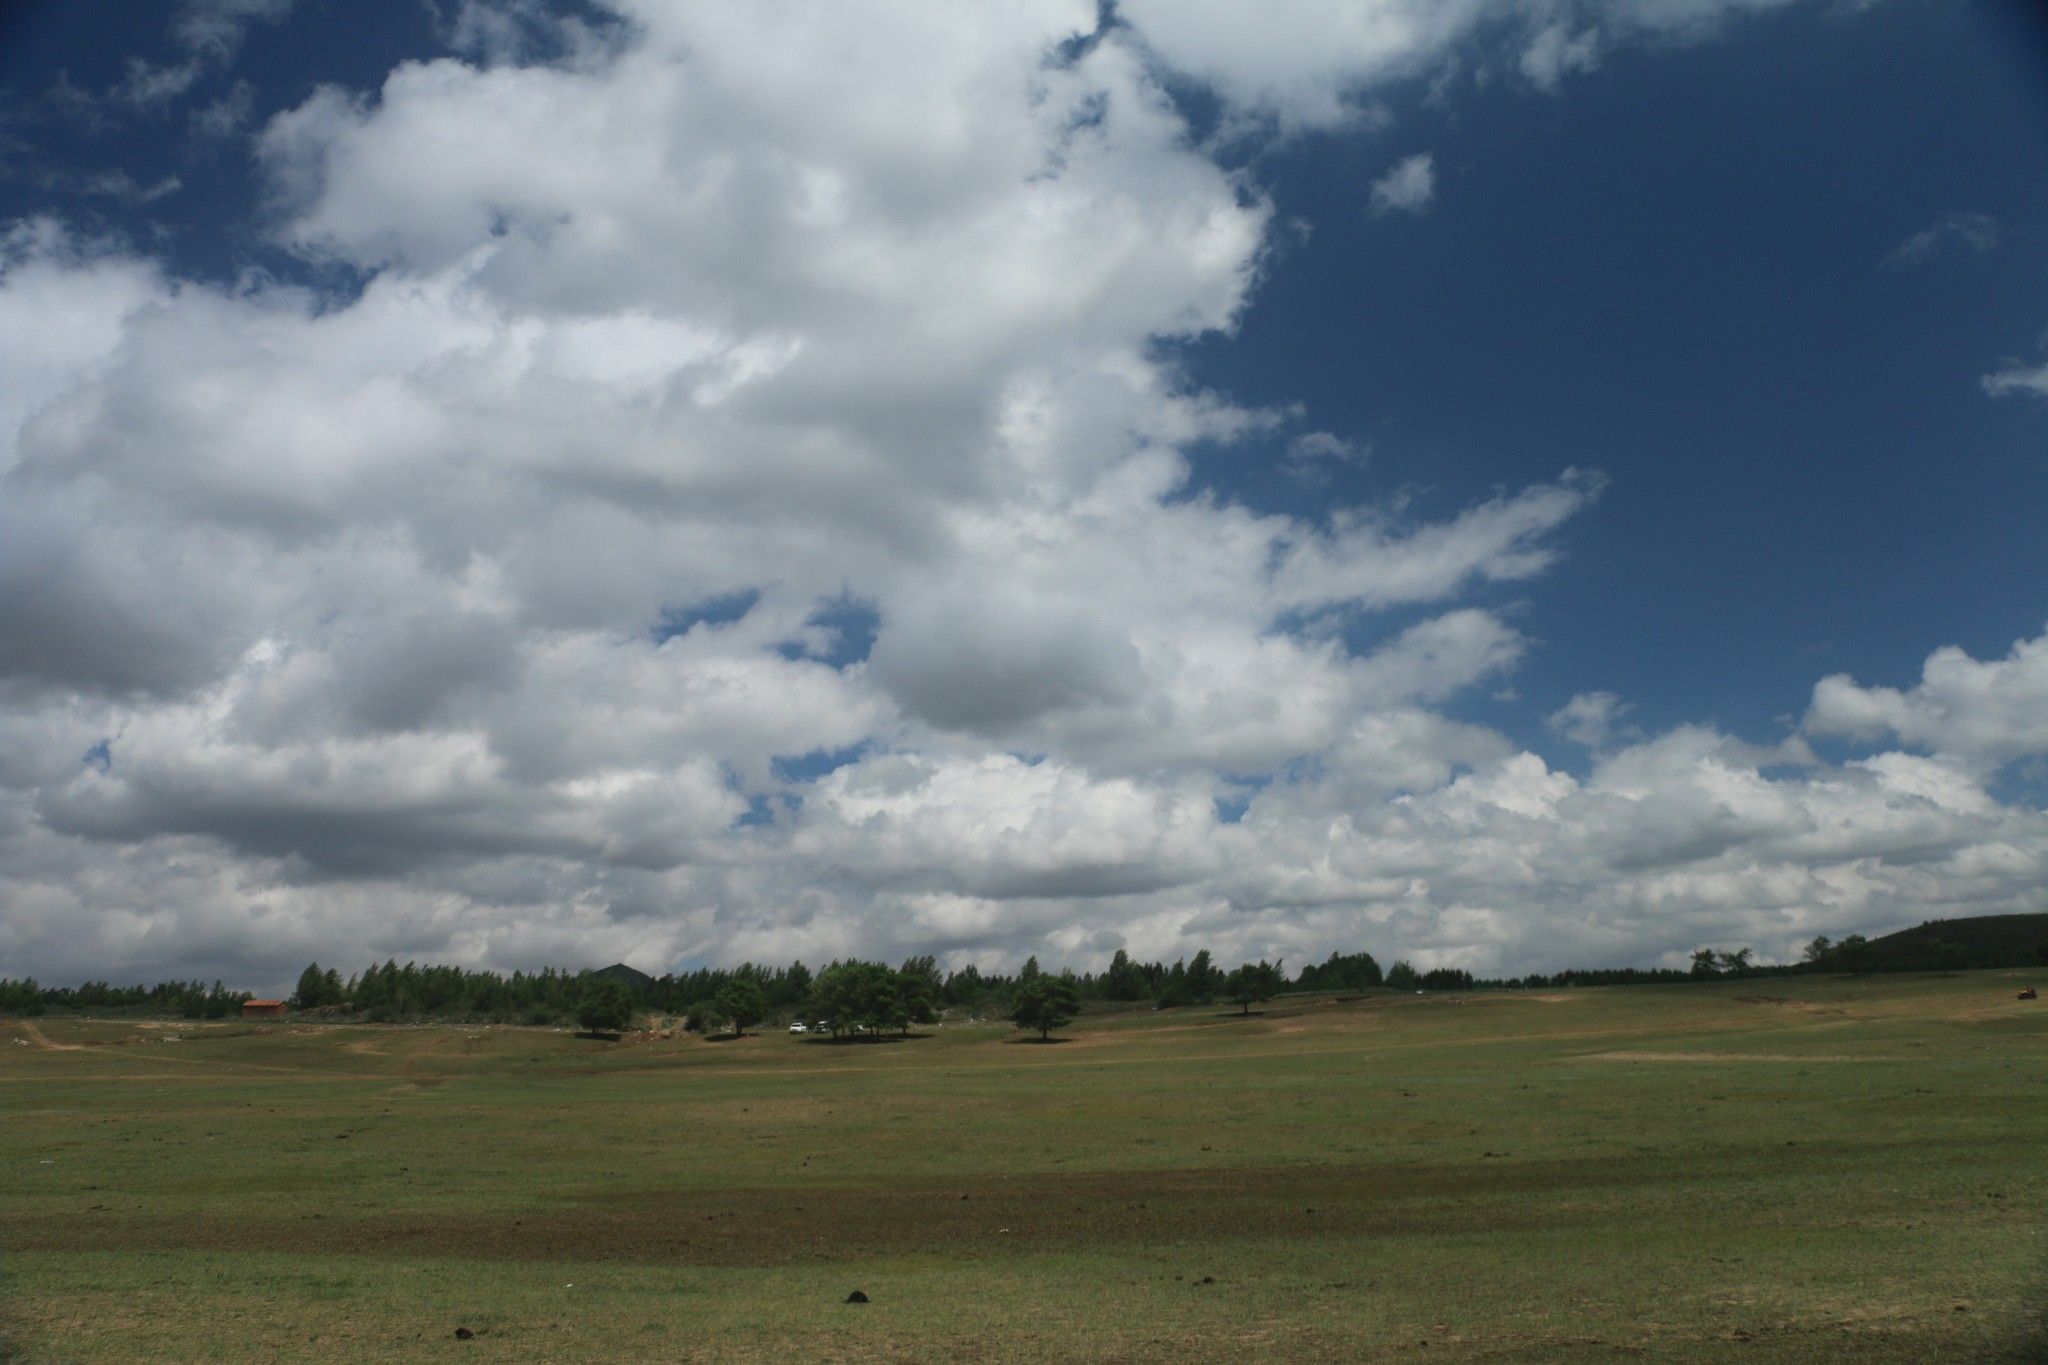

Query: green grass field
6;970;2047;1362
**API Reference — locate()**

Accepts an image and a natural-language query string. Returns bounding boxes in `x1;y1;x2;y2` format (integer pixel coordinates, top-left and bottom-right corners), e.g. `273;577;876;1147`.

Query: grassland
5;969;2047;1362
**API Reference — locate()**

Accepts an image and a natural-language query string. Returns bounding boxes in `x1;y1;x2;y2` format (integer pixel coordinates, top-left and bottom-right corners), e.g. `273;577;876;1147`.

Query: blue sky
1178;1;2048;745
2;0;2046;990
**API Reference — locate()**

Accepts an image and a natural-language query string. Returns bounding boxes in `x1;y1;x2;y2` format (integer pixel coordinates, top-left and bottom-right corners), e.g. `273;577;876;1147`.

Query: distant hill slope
1860;913;2048;970
592;963;654;990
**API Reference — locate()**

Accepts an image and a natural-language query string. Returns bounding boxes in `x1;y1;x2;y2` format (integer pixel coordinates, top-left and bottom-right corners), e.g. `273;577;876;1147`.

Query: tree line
0;977;250;1019
7;924;2043;1026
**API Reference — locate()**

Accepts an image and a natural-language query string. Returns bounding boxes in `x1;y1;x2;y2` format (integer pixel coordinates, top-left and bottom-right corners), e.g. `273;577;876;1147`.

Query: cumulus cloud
3;0;2039;993
1806;628;2048;771
1369;152;1437;216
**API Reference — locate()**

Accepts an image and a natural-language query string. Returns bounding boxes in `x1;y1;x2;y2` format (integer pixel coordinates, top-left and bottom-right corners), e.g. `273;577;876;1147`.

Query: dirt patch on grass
15;1022;84;1051
1737;997;1854;1018
1;1158;1612;1268
1585;1050;1892;1064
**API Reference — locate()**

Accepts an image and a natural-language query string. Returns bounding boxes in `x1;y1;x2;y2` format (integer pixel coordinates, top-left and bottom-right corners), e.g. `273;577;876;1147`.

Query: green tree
1835;934;1873;973
894;956;941;1035
1019;955;1043;983
1295;950;1382;992
576;978;635;1036
1010;973;1081;1040
292;962;330;1010
714;978;768;1037
1915;937;1968;972
1186;949;1222;1000
811;961;897;1038
1689;948;1721;978
1385;960;1419;990
1224;960;1284;1014
1103;948;1150;1001
1802;935;1833;964
1155;958;1194;1008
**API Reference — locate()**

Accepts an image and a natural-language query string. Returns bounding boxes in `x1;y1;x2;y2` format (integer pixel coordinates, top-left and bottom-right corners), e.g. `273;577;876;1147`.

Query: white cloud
1369;152;1437;216
1520;24;1601;90
191;80;258;142
74;0;299;116
114;59;209;110
4;0;2037;994
1118;0;1492;131
1983;358;2048;399
1884;210;2005;268
1285;429;1367;480
1547;691;1633;749
1118;0;1816;130
174;0;298;62
1806;627;2048;771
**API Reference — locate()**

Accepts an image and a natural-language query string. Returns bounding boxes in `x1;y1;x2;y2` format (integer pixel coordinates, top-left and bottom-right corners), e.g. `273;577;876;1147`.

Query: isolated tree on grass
576;978;635;1036
714;978;768;1037
1224;960;1284;1015
1011;973;1081;1040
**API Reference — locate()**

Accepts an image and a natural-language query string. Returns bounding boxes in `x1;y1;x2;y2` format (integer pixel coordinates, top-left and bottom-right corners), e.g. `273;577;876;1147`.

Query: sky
2;0;2047;993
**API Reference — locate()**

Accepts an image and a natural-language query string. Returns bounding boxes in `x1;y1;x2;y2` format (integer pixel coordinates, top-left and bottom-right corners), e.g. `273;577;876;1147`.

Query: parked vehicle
788;1021;807;1034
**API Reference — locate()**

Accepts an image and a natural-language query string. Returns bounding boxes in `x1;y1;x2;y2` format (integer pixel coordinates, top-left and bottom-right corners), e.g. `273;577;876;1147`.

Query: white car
788;1021;807;1034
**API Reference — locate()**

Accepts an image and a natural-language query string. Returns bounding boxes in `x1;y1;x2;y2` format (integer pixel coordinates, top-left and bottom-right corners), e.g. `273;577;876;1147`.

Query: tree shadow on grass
1004;1036;1074;1045
575;1030;623;1041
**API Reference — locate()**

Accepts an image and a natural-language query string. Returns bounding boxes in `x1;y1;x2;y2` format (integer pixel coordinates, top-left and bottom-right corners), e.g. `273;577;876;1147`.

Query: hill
591;962;654;990
1858;913;2048;971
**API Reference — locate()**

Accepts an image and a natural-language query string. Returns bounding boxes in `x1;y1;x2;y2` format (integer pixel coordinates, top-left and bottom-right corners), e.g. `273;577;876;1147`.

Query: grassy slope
1868;913;2048;961
4;971;2047;1363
